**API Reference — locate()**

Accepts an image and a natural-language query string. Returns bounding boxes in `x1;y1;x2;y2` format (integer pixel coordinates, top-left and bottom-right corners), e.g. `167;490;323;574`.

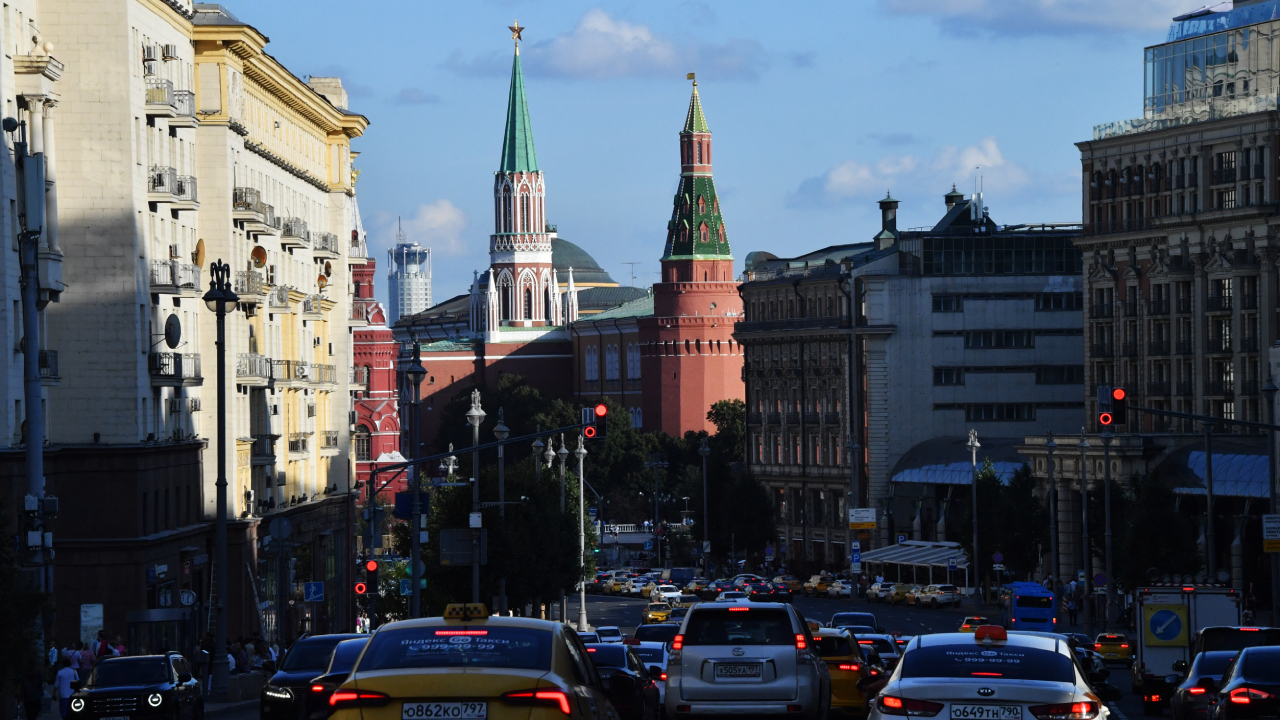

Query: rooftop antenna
396;216;406;245
622;262;640;287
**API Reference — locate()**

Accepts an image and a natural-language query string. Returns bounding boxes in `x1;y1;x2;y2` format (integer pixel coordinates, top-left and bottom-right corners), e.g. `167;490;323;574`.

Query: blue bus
1003;581;1057;631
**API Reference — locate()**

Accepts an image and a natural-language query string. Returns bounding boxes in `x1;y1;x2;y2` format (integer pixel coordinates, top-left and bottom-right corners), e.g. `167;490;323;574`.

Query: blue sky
231;0;1189;306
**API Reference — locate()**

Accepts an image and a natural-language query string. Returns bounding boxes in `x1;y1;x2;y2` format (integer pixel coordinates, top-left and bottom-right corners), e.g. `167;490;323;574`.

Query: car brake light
795;634;807;650
502;690;572;715
329;691;390;709
434;630;488;636
835;663;862;672
961;625;971;629
1240;627;1260;631
729;607;750;612
672;635;683;650
879;696;943;717
972;672;1003;677
1029;702;1098;720
1188;688;1207;695
1230;688;1274;704
660;673;667;681
310;685;325;693
1121;644;1129;648
859;640;875;644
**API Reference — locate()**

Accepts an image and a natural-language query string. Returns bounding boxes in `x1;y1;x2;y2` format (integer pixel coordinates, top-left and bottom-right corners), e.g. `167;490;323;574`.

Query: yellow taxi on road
903;585;926;605
1094;632;1133;666
329;604;624;720
803;574;836;596
958;615;990;632
888;583;915;604
813;628;871;718
772;575;803;592
641;603;671;625
604;576;629;596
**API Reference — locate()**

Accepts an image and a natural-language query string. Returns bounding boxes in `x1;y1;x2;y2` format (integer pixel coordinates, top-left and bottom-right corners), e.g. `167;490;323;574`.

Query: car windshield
721;592;745;599
357;626;552;671
815;636;855;658
837;625;877;635
1192;652;1237;676
901;644;1074;682
831;613;876;627
633;625;679;643
857;638;898;655
598;628;622;639
632;647;665;665
648;604;671;611
87;659;170;687
683;608;794;646
938;586;957;592
1243;648;1280;682
1015;596;1055;609
578;633;601;643
327;639;369;674
1198;627;1280;653
282;637;351;672
585;645;627;669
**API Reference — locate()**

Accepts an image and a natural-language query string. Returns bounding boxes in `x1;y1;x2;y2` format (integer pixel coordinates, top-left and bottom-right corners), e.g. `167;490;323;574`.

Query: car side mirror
649;666;663;678
856;676;877;693
1165;674;1182;686
178;672;192;683
1095;683;1122;702
877;626;886;633
1173;660;1189;674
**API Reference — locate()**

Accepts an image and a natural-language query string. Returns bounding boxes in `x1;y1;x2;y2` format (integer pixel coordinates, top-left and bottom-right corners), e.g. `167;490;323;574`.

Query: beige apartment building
0;0;371;648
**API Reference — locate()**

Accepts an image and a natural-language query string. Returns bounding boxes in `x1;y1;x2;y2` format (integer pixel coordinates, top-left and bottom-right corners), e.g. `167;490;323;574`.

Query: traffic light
354;581;368;595
1110;387;1127;425
365;559;379;594
582;403;608;440
1097;385;1114;426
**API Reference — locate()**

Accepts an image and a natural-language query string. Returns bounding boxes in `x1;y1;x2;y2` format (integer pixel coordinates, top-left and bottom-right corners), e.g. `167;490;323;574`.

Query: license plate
102;716;129;720
951;706;1022;720
715;663;763;679
401;702;487;719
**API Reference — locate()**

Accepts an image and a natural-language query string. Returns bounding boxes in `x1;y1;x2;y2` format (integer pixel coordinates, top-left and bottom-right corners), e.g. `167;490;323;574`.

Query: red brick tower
352;257;402;500
639;79;744;435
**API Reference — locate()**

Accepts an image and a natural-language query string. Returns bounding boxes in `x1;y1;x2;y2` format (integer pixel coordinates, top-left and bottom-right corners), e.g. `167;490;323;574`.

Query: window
1035;366;1084;384
1035;292;1084;311
354;425;371;461
605;345;620;380
965;404;1035;422
932;295;963;312
1218;188;1236;209
934;368;965;385
964;331;1033;349
585;346;599;381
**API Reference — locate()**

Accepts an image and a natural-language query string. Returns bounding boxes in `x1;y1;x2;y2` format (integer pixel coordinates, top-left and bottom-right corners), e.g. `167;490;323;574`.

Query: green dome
552;237;615;285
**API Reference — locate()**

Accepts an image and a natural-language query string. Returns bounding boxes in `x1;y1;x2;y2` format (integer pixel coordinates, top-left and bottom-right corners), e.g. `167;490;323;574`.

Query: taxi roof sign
443;603;489;620
974;625;1008;646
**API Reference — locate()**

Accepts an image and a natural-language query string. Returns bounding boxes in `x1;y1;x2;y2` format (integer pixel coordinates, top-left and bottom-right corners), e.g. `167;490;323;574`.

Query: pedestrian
1067;596;1079;626
54;659;77;719
77;642;96;682
94;631;113;659
18;658;46;720
111;635;126;657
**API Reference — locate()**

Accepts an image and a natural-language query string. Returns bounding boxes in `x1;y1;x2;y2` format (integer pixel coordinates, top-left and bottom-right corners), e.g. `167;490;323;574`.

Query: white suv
665;603;830;719
651;584;682;603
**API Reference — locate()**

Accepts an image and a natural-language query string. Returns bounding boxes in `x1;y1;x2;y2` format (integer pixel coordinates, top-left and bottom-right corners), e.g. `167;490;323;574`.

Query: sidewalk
206;699;257;718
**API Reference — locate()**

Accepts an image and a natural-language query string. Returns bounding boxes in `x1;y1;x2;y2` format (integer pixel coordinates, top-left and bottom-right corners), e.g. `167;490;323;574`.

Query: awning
1153;438;1269;499
890;437;1029;486
859;540;970;570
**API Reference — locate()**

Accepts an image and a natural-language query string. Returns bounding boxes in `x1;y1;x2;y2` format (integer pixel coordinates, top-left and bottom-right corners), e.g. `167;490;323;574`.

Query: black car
584;644;661;720
746;583;773;602
301;638;369;720
1210;646;1280;720
1169;651;1237;720
69;654;202;720
261;634;364;720
632;624;680;645
831;611;879;631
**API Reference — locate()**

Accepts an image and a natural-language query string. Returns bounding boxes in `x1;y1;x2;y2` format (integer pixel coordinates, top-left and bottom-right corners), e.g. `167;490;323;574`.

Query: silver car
665;602;830;719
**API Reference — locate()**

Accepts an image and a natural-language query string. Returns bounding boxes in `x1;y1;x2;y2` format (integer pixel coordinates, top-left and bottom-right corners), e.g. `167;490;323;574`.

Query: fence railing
350;365;370;385
234;270;264;296
149;352;201;381
311;364;336;384
272;359;308;382
236;353;271;380
175;175;197;204
313;232;339;254
233;187;263;214
269;286;290;308
150;260;200;289
39;350;58;380
145;77;174;107
149;166;178;196
322;430;339;449
288;433;309;454
282;217;310;242
173;89;195;118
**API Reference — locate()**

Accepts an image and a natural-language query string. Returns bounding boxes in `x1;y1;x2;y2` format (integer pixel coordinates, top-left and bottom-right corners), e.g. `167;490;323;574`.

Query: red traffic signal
584;426;597;438
1099;412;1113;425
365;559;379;573
1112;388;1126;401
595;403;608;417
354;582;368;595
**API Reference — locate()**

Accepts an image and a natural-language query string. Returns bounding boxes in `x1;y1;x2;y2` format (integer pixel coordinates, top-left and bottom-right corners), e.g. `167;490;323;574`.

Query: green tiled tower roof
684;82;710;133
664;83;731;261
499;49;538;173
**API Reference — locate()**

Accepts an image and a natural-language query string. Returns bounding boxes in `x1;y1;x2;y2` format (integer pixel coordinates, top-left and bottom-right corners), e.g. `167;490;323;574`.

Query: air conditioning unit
189;398;202;412
276;471;286;487
142;44;159;62
162;44;179;61
143;60;156;77
349;411;357;426
169;244;180;259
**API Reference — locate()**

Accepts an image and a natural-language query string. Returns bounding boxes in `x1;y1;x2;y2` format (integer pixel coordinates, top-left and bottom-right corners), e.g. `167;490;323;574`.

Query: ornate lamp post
494;410;510;614
202;260;237;701
966;430;980;607
575;435;589;631
404;350;426;618
556;436;568;621
698;437;710;577
1078;430;1092;634
1046;432;1059;591
464;391;485;603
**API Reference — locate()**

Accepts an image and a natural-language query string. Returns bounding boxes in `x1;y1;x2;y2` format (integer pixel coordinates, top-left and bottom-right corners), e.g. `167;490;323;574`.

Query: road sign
765;546;775;557
1265;515;1280;553
948;557;958;570
393;492;431;520
852;541;861;551
992;563;1005;571
896;534;907;544
702;541;711;553
851;550;862;573
848;508;877;530
644;540;654;551
589;507;598;518
992;552;1004;563
1144;605;1188;646
304;582;324;602
1094;573;1107;586
400;579;412;596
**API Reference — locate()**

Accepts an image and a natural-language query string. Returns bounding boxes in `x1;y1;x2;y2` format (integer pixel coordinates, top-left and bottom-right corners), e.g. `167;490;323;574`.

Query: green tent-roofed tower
663;80;732;265
499;47;538;173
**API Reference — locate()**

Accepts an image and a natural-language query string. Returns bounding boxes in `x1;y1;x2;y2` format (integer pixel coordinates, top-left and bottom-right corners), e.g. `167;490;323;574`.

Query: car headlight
264;687;293;701
70;699;85;713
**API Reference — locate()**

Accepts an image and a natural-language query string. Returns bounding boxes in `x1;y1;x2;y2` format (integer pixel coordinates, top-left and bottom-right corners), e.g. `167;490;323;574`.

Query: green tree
1115;473;1200;591
956;461;1048;586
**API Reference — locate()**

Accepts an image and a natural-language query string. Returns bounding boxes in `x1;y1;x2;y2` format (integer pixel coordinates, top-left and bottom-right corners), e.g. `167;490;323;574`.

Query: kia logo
978;688;995;697
733;647;745;656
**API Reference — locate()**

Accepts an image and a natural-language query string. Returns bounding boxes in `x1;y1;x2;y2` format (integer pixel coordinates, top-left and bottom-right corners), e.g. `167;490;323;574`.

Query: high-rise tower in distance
387;219;432;324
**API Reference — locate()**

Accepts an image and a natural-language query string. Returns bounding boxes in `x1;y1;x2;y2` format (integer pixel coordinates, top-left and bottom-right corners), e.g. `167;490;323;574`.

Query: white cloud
795;137;1029;206
879;0;1185;35
372;200;469;257
447;9;768;81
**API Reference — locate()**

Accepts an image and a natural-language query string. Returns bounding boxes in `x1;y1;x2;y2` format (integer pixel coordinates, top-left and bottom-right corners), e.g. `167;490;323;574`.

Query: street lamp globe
494;410;509;441
698;437;710;458
556;440;569;465
405;356;427;390
202;261;239;314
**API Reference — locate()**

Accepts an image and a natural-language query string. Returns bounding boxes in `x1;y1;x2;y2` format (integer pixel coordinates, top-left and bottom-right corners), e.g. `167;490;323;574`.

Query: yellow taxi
813;628;871;718
604;575;629;596
634;578;658;599
329;604;625;720
1094;632;1133;666
683;579;710;595
772;575;803;592
803;574;836;596
641;603;672;624
903;585;926;605
958;616;990;632
888;583;915;604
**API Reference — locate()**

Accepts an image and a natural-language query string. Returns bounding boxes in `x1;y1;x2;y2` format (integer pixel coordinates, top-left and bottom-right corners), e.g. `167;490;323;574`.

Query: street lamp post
575;435;589;631
1101;431;1114;629
405;350;427;618
966;430;980;607
1078;430;1092;635
1046;432;1059;591
556;437;568;622
464;391;485;604
494;409;510;614
698;437;710;577
645;454;669;568
1264;378;1279;624
202;260;238;702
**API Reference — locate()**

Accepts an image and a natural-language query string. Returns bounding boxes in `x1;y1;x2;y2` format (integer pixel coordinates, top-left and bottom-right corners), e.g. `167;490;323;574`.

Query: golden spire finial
687;71;696;87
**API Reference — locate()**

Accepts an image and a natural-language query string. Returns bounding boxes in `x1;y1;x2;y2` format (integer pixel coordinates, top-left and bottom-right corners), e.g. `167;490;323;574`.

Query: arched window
698;196;705;214
524;287;533;319
354;425;371;461
544;286;552;322
520;193;529;232
696;141;702;164
585;346;599;381
700;224;708;242
501;283;512;320
605;345;620;380
502;187;512;232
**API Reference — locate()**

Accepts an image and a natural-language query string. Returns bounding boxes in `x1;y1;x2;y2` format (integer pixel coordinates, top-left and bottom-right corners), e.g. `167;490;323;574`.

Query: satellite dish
164;314;181;349
251;245;267;268
192;239;206;268
324;261;332;278
317;274;328;289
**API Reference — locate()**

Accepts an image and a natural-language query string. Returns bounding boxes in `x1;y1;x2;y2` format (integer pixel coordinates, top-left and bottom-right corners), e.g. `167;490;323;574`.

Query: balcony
281;217;310;248
803;412;821;425
149;352;202;387
1206;381;1234;396
1090;343;1114;358
232;188;279;235
234;270;265;299
785;412;801;425
1146;381;1171;396
350;365;369;387
288;432;310;457
147;166;180;203
320;430;340;454
236;353;271;387
1121;341;1141;357
170;90;197;128
1176;341;1194;355
1122;301;1140;317
1242;294;1259;310
172;175;197;210
747;412;763;425
145;78;176;117
310;363;337;385
1148;340;1170;356
1241;379;1260;394
824;412;841;425
268;286;290;310
767;412;782;424
350;299;372;326
1090;304;1113;319
349;234;367;259
1212;168;1237;184
272;359;308;386
1147;299;1170;315
1205;295;1233;313
1085;219;1148;237
1207;337;1233;354
1176;381;1195;396
39;349;58;384
1242;336;1260;352
313;232;339;258
150;259;200;294
1176;298;1193;314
